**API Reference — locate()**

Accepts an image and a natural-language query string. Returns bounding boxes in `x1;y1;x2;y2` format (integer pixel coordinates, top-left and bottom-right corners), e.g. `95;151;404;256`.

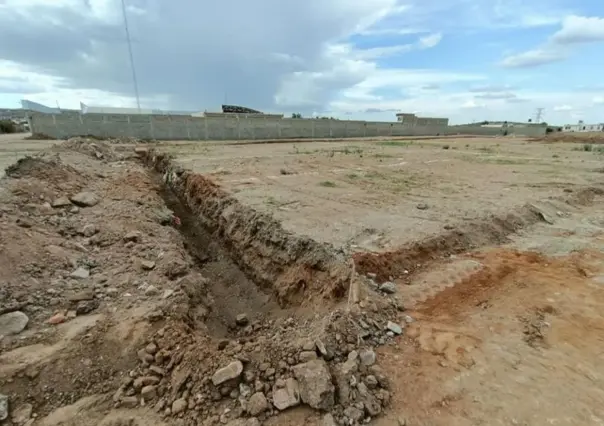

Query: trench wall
29;112;547;140
141;149;351;306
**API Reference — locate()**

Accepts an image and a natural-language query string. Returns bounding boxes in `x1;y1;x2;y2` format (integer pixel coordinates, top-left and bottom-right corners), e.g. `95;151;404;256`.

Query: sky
0;0;603;124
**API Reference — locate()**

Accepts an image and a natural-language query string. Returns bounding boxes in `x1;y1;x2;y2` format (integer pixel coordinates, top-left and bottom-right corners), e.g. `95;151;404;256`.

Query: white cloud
552;15;604;44
500;49;566;68
418;33;442;48
593;97;604;105
553;104;573;111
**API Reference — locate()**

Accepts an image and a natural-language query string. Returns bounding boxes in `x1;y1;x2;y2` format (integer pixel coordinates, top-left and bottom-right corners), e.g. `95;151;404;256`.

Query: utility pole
534;107;545;124
121;0;141;113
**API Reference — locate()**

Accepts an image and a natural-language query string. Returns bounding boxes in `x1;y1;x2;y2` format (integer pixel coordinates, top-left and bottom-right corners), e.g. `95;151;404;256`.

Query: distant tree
528;118;532;123
291;113;303;119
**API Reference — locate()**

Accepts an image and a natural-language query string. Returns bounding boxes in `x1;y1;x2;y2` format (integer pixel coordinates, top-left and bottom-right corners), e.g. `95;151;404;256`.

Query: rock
272;378;300;410
16;218;32;228
397;416;407;425
0;311;29;336
172;398;187;414
70;192;100;207
212;360;244;385
357;382;381;416
80;224;97;237
144;285;159;296
134;147;148;156
67;291;94;302
162;289;175;299
47;312;67;325
145;343;158;354
404;315;415;324
51;197;72;208
70;267;90;279
315;339;328;357
141;385;157;400
11;402;32;424
247;392;268;416
298;351;318;363
416;203;429;210
133;376;160;389
75;300;99;315
344;406;364;423
292;359;335;411
379;282;397;294
120;396;139;408
141;260;156;270
123;231;142;242
359;349;376;366
334;355;358;406
235;313;249;326
0;394;8;421
386;321;403;335
322;413;337;426
365;375;379;389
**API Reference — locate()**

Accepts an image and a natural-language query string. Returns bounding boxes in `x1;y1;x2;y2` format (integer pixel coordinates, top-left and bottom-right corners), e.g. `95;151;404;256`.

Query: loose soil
1;135;604;426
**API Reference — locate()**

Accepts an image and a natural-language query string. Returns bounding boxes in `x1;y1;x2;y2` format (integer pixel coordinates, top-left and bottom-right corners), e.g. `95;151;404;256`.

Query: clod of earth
11;403;33;424
0;311;29;335
69;191;100;207
212;360;244;385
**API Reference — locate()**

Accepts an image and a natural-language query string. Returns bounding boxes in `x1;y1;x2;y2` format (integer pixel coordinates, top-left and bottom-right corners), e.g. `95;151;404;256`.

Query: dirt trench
140;149;352;308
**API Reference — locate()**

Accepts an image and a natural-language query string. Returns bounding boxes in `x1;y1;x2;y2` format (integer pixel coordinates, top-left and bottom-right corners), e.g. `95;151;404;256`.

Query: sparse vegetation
319;180;337;187
0;120;17;134
377;140;414;147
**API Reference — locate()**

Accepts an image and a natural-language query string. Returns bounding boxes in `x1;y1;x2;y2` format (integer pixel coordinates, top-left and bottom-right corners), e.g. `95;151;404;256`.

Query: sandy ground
156;136;604;251
2;133;604;426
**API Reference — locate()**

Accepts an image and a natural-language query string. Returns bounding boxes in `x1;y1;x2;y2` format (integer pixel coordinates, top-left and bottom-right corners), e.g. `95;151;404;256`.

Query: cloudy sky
0;0;603;124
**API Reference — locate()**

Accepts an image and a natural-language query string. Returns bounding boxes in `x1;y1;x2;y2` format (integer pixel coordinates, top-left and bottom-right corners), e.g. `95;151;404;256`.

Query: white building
562;120;604;132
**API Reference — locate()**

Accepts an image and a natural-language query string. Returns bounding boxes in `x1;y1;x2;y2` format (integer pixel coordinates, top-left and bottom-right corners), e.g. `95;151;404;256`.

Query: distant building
395;112;449;127
562;120;603;132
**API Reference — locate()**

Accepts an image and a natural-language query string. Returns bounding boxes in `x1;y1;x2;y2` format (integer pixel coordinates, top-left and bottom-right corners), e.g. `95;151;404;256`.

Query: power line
121;0;141;112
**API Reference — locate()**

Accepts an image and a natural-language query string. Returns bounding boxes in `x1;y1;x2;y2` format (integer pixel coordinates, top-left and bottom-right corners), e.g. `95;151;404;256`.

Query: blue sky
0;0;603;124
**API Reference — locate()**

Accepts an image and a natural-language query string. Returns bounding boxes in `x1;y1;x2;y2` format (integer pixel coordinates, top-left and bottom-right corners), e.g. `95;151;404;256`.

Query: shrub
0;120;17;134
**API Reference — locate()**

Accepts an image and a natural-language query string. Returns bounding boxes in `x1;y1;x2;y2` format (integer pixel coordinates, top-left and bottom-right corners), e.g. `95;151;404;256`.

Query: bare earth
1;132;604;426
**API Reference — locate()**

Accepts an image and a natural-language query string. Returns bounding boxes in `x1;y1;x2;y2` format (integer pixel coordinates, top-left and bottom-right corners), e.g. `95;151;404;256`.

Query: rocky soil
0;138;408;426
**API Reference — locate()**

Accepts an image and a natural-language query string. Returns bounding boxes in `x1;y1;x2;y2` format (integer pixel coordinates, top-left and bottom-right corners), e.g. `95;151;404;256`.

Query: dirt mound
4;155;82;182
57;137;124;161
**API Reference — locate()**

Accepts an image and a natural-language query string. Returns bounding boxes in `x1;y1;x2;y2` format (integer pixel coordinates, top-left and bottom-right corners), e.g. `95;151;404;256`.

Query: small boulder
0;394;8;421
123;231;142;242
171;398;187;414
322;413;337;426
70;192;100;207
0;311;29;336
141;385;157;400
386;321;403;335
272;378;300;410
298;351;317;363
51;197;72;208
141;260;156;271
212;360;244;385
70;267;90;279
359;349;376;366
379;281;397;294
247;392;268;416
292;359;335;411
235;313;249;326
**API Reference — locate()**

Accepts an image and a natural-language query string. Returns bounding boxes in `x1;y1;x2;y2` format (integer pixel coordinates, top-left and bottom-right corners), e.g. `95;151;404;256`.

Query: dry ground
2;133;604;426
160;136;604;251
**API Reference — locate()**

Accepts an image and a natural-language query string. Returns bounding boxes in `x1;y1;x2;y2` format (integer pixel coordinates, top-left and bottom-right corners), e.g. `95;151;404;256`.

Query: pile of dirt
0;141;408;426
56;138;125;162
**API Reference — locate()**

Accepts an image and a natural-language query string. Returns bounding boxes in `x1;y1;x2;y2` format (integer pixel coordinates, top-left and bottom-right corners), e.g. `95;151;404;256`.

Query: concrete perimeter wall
29;112;547;140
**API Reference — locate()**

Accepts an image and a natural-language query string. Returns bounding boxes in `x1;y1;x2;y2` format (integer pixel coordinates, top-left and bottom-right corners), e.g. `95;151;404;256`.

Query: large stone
171;398;187;414
272;378;300;410
359;349;376;366
379;281;397;294
70;192;100;207
292;359;335;411
212;360;244;385
334;356;358;406
386;321;403;335
247;392;268;416
0;311;29;336
70;267;90;279
0;394;8;421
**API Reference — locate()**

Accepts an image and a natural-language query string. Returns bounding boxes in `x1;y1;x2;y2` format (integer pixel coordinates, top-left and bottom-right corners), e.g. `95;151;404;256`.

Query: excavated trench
141;149;352;314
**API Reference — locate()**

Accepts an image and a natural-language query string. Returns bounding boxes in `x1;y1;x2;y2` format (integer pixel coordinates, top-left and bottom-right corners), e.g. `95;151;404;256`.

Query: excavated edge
139;149;352;307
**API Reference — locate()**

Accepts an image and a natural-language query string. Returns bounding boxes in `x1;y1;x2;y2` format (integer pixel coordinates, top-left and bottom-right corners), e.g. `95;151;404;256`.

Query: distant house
562;120;604;132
